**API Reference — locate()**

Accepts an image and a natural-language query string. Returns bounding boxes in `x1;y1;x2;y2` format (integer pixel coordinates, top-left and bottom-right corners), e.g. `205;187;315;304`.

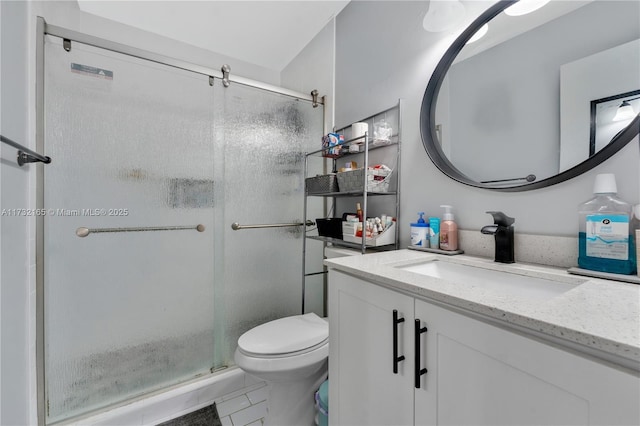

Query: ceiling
77;1;350;71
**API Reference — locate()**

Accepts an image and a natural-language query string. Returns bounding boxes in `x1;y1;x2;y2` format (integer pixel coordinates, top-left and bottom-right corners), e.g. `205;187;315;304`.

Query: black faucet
481;211;515;264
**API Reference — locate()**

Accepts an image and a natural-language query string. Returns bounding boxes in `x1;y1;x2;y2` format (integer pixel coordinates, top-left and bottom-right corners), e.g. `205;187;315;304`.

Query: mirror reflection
433;0;640;187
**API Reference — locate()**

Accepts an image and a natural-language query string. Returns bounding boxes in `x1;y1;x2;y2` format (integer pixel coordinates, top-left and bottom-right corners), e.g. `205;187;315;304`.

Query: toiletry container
373;119;392;144
439;205;458;251
429;217;440;249
356;202;363;223
410;212;430;248
578;174;636;275
315;379;329;426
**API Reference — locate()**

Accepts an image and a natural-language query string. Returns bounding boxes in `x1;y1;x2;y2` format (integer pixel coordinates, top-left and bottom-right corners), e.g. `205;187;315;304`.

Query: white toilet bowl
234;313;329;426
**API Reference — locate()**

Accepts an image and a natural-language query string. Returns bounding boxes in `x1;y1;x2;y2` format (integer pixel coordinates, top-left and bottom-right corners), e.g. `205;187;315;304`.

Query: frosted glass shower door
43;36;218;422
213;82;324;364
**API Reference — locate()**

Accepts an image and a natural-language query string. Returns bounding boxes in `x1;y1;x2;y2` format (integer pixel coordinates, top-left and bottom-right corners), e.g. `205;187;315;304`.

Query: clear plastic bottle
578;174;636;275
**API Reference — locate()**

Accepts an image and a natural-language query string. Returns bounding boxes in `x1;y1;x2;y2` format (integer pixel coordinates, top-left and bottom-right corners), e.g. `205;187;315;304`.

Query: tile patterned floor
215;381;269;426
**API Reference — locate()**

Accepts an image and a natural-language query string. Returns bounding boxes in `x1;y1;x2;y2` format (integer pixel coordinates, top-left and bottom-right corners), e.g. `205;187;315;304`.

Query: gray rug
156;403;222;426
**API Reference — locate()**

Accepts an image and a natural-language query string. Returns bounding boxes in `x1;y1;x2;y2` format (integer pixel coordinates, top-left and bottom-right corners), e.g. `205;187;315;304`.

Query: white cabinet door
414;299;640;426
329;271;415;426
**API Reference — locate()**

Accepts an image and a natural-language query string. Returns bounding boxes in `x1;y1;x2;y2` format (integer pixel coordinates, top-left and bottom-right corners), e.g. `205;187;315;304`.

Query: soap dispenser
439;205;458;251
410;212;430;248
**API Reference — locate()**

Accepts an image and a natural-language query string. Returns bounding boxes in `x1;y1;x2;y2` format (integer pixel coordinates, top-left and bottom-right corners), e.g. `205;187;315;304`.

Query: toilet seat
234;312;329;420
237;313;328;358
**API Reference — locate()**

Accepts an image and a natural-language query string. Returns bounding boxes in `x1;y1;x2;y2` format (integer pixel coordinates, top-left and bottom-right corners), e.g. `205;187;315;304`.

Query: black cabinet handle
414;319;428;388
392;309;405;374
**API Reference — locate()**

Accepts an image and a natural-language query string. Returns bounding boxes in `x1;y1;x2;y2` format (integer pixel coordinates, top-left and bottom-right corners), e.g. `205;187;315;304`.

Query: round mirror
421;0;640;191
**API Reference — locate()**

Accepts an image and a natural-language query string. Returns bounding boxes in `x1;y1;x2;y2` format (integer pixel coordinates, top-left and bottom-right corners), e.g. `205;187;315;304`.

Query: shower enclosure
39;24;324;424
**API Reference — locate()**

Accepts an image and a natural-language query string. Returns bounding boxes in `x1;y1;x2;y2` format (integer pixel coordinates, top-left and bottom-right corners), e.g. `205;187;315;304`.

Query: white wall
335;1;640;245
1;1;32;424
281;18;335;133
281;18;336;316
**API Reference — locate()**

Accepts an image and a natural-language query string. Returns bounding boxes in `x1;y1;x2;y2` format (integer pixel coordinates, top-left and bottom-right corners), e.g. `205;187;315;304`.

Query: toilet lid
238;313;328;356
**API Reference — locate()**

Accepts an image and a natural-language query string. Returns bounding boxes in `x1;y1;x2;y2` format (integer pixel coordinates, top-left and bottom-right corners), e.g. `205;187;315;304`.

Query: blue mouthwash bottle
578;174;636;275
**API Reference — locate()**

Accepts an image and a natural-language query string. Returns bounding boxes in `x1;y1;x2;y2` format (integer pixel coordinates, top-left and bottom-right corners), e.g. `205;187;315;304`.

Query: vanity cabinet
328;270;414;425
328;270;640;426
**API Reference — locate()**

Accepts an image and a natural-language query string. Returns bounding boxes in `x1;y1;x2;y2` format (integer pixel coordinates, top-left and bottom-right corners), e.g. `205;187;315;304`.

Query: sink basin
397;260;578;302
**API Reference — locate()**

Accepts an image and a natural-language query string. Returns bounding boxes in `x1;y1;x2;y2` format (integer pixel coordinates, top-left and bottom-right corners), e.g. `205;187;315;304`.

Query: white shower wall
0;2;34;425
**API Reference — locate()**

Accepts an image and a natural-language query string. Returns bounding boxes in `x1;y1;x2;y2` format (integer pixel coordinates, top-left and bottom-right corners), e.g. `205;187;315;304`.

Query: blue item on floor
315;379;329;426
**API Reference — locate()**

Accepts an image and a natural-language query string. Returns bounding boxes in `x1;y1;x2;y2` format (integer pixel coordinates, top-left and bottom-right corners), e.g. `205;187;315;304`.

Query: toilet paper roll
352;122;368;140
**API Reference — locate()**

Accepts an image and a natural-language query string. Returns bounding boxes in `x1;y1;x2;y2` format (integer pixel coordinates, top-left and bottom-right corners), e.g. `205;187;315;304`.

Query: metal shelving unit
301;100;402;315
303;100;402;255
302;100;402;315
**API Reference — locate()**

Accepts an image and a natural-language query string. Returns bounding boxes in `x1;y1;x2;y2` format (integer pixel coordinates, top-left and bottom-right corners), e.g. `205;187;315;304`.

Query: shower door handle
392;309;405;374
76;224;205;237
414;319;428;388
231;220;314;230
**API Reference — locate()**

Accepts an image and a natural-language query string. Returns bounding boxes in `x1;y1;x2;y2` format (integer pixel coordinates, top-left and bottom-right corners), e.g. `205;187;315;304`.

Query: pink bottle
439;205;458;251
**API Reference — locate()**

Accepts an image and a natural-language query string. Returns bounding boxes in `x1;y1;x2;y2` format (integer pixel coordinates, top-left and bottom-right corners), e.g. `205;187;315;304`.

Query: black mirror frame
420;0;640;192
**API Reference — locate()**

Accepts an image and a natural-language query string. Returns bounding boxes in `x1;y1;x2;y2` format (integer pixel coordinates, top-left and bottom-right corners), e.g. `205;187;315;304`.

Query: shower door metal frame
39;19;325;105
35;16;326;425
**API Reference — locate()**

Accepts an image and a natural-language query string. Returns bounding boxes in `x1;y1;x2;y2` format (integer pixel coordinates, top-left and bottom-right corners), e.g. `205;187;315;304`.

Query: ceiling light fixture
423;0;466;32
504;0;551;17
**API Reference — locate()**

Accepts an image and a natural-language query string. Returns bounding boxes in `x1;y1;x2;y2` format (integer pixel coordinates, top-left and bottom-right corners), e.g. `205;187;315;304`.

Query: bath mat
156;403;222;426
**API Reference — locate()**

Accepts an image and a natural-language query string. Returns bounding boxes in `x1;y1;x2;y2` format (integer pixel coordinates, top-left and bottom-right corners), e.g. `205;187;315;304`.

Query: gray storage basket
305;174;339;194
337;168;392;192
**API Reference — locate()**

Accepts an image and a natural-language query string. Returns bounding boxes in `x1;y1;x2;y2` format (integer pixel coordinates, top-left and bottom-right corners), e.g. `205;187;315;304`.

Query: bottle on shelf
356;202;363;223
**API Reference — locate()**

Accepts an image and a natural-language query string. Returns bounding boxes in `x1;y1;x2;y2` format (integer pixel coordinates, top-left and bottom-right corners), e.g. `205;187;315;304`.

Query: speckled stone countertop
324;249;640;370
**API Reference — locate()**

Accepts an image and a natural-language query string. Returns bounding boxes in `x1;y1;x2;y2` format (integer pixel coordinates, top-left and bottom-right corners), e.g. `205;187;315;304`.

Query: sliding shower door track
39;17;324;105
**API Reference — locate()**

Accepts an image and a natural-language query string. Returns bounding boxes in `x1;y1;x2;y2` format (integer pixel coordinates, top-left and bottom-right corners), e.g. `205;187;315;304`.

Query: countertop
324;249;640;370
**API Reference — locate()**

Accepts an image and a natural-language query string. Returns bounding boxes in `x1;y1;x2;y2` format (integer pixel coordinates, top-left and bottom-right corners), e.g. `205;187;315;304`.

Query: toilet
234;247;358;424
234;312;329;426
